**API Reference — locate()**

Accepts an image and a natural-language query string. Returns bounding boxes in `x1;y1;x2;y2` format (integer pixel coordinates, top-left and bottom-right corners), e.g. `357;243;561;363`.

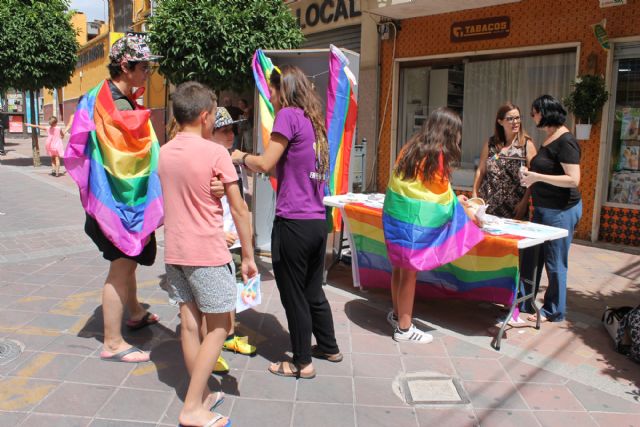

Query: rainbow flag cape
326;45;358;230
64;80;163;256
252;50;278;191
382;173;484;271
346;203;521;305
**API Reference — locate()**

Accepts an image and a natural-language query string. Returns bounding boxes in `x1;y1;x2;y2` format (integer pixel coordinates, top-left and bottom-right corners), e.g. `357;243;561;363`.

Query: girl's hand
457;194;469;207
210;176;225;198
520;169;538;188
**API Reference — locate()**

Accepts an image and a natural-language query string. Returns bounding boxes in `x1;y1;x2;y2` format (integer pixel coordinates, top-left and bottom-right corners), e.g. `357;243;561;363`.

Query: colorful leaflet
64;80;163;256
345;203;521;305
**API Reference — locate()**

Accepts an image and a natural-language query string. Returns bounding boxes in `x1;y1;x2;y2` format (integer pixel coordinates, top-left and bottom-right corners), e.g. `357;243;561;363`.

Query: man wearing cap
65;35;163;363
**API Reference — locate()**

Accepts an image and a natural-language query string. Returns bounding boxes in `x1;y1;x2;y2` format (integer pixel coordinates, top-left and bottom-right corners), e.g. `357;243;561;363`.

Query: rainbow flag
326;45;358;230
64;80;163;256
252;50;278;191
346;202;521;305
383;173;484;271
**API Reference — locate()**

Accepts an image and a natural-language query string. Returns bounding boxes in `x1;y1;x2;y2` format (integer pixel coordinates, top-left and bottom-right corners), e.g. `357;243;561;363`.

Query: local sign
451;16;510;42
293;0;362;30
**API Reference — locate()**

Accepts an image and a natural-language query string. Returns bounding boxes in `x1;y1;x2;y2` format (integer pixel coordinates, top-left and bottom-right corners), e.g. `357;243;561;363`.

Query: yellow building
43;0;168;142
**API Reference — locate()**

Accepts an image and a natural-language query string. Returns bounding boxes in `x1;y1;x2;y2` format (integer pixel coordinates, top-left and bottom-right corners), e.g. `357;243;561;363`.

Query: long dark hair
270;65;329;177
492;102;530;147
395;107;462;182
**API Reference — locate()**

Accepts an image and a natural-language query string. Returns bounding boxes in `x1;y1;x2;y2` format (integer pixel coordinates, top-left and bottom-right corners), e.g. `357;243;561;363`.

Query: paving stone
237;369;296;401
90;420;157;427
590;412;640;427
97;387;173;423
355;405;418;427
21;413;92;427
66;357;135;386
42;334;102;355
566;380;640;413
354;377;407;407
0;410;28;426
517;383;586;411
0;377;61;412
402;356;456;376
292;402;355;427
33;382;114;416
297;375;353;404
533;410;599;427
398;337;448;357
499;356;568;384
474;409;540;427
416;407;478;427
462;380;529;410
0;309;38;329
7;332;58;352
311;353;354;377
12;353;85;381
440;336;502;359
228;398;292;426
352;353;403;378
26;313;84;333
351;333;400;355
452;358;511;382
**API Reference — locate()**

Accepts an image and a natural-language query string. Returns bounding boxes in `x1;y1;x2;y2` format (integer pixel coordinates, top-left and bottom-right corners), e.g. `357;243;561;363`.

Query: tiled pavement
1;139;639;426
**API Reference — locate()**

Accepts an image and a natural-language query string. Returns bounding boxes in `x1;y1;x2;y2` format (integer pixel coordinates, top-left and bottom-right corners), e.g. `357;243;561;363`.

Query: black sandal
268;361;316;379
311;345;343;363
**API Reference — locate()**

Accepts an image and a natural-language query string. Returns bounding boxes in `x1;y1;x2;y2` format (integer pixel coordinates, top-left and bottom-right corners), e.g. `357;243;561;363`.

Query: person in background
159;81;257;427
25;116;68;177
232;65;342;379
223;96;244;150
520;94;582;323
473;102;537;219
239;98;254;153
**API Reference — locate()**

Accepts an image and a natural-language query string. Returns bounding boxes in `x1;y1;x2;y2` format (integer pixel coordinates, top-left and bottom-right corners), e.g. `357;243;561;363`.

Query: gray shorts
165;263;236;313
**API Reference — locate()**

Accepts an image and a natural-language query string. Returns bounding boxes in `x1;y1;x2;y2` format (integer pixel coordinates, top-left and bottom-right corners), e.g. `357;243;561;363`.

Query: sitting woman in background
473;102;537;219
520;95;582;323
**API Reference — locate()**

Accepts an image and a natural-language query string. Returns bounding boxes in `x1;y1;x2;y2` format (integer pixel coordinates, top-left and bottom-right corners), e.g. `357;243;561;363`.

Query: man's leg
101;258;148;361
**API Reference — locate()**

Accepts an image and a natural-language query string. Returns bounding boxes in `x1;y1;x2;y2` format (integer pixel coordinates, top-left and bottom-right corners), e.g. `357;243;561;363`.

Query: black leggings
271;216;340;365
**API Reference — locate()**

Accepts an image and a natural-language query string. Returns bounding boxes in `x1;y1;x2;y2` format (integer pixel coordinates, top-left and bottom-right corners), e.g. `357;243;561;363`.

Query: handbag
602;306;633;350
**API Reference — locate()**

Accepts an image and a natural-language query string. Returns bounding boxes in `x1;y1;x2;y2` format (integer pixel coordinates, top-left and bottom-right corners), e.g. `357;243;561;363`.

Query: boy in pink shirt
159;81;257;427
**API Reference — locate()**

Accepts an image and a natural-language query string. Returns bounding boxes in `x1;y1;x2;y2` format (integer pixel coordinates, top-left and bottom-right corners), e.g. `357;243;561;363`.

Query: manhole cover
0;339;24;366
401;376;469;405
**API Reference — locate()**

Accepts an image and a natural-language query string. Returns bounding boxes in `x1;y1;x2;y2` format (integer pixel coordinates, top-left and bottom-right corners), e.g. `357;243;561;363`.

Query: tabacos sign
451;16;510;42
293;0;362;30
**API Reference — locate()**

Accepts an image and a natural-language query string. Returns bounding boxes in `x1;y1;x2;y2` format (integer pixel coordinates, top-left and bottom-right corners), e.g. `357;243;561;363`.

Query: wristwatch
242;153;250;166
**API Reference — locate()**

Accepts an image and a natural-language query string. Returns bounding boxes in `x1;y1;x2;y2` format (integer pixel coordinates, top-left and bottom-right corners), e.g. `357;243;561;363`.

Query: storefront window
607;42;640;207
397;51;575;186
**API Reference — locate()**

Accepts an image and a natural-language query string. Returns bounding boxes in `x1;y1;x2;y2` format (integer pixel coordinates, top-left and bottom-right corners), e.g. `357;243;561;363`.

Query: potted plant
563;74;610;140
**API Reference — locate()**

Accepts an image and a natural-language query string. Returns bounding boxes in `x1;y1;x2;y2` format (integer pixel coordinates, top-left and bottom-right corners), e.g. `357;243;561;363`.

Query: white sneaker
393;324;433;344
386;311;398;329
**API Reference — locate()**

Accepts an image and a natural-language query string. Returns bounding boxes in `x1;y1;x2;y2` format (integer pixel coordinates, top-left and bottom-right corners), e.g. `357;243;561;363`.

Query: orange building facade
374;0;640;246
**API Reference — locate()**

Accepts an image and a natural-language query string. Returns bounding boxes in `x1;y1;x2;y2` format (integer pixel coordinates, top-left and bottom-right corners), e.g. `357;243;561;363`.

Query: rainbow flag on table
64;80;163;256
346;202;521;305
326;44;358;231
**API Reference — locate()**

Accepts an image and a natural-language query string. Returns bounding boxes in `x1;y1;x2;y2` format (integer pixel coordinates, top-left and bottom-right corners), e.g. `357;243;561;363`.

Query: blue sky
69;0;108;22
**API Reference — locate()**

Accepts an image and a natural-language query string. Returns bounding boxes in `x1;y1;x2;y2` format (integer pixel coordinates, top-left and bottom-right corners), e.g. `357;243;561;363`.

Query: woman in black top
519;95;582;322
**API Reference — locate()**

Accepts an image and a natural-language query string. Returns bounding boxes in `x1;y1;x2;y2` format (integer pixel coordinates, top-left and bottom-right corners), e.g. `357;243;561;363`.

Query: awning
370;0;521;20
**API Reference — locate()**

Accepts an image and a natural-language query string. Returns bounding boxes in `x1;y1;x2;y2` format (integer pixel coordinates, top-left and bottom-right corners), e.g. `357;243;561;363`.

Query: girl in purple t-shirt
232;65;341;379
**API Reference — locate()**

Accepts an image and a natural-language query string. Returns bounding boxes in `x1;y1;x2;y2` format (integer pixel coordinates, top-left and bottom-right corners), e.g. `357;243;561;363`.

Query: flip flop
178;412;231;427
311;345;343;363
268;361;316;379
126;312;159;330
205;391;225;411
100;346;150;363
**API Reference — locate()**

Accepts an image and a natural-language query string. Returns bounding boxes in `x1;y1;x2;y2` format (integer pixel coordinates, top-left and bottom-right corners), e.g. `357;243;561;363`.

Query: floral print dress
478;137;528;218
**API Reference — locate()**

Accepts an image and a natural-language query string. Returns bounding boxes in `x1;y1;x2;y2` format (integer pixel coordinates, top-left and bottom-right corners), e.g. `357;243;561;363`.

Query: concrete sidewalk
1;141;639;426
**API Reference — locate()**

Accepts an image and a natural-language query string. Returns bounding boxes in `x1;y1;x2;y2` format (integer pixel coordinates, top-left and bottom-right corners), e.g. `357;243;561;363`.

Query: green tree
0;0;78;166
148;0;304;91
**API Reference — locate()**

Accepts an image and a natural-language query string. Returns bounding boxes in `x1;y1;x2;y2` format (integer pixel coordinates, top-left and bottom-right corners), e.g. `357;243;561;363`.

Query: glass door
606;42;640;207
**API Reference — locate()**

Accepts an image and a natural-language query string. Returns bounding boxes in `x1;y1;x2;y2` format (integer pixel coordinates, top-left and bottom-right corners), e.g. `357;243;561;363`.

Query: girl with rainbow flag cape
382;107;484;344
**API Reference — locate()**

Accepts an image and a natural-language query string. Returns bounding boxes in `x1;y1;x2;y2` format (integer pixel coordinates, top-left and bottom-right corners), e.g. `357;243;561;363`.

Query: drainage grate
401;375;469;405
0;339;24;366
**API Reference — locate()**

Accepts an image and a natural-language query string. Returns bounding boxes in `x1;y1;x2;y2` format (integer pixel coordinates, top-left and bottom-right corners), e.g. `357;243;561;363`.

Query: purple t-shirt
271;107;326;220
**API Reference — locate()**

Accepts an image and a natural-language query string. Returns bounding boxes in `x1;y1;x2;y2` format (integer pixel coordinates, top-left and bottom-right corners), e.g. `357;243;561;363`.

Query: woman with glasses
519;95;582;323
472;102;537;219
